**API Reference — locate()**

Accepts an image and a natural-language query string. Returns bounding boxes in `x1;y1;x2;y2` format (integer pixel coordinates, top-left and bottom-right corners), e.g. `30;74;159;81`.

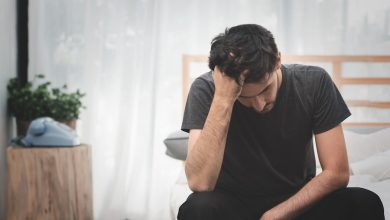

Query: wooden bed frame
182;55;390;127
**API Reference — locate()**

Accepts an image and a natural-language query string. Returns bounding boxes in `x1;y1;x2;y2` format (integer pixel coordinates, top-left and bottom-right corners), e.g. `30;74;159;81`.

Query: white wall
0;0;16;218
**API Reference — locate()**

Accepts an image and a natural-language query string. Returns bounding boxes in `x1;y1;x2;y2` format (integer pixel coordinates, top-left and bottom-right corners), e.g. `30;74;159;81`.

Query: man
178;24;384;220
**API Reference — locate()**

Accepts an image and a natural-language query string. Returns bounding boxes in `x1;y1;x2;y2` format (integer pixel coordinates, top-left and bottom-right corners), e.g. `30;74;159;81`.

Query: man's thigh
296;187;384;220
177;189;255;220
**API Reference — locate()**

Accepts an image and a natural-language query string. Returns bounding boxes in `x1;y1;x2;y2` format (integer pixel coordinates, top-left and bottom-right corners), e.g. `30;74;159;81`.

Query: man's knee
329;187;384;219
297;187;384;220
346;187;384;218
177;191;248;220
180;192;216;213
177;191;222;220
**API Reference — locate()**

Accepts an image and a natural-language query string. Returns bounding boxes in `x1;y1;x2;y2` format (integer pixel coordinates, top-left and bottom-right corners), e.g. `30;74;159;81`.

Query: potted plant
7;74;86;136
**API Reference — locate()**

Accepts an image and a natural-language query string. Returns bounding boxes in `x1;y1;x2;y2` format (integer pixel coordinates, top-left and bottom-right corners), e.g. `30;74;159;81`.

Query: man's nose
253;97;266;112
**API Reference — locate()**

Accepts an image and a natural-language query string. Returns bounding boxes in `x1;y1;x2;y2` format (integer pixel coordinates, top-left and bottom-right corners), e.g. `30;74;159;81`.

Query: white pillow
164;130;189;161
350;149;390;181
314;127;390;168
348;174;378;187
344;127;390;163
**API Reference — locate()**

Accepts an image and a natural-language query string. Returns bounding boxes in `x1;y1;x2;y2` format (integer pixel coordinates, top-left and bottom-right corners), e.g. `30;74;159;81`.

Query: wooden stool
6;144;93;220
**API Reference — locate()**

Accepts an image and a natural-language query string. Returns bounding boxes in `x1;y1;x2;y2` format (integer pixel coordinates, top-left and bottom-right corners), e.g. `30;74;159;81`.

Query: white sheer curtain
30;0;161;219
28;0;390;220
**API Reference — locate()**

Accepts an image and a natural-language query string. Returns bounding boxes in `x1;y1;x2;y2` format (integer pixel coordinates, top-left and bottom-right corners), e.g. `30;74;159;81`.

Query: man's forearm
261;170;349;220
185;97;234;192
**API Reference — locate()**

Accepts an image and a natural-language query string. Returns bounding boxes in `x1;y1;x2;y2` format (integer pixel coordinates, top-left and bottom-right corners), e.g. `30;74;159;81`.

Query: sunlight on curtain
28;0;390;219
30;0;161;219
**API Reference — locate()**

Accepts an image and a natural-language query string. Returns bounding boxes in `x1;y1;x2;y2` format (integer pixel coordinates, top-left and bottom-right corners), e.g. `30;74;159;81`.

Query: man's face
238;69;281;114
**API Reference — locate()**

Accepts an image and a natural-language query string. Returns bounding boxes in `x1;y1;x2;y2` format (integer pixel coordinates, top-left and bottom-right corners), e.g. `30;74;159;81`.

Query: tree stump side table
6;144;93;220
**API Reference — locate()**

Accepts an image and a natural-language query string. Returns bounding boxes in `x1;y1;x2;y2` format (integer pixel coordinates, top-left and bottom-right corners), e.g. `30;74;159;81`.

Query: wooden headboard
182;54;390;127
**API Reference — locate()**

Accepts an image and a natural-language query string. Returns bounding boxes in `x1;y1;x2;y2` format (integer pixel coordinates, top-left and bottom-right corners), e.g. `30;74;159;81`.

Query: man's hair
208;24;279;83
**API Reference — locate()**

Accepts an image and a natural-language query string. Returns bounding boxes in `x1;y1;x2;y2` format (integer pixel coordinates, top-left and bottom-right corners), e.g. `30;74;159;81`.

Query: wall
0;0;16;218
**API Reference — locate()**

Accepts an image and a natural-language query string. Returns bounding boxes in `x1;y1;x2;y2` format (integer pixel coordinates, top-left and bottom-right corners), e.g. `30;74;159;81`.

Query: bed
164;55;390;220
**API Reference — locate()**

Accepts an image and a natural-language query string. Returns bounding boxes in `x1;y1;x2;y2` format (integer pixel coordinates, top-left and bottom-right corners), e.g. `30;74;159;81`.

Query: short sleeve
181;76;214;133
312;71;351;134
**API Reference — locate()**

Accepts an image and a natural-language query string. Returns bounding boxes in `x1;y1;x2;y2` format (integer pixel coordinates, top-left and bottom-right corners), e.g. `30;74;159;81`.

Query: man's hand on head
212;66;246;102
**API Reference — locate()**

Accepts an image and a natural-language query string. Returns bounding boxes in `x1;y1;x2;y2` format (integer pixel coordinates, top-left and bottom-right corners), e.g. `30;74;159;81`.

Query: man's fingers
213;66;246;88
238;71;248;86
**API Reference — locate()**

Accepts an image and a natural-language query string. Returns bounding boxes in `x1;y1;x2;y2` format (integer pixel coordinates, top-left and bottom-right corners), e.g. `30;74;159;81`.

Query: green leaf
6;76;86;121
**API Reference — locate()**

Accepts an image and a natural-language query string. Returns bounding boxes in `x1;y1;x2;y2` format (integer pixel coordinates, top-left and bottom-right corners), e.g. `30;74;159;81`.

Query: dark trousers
177;187;384;220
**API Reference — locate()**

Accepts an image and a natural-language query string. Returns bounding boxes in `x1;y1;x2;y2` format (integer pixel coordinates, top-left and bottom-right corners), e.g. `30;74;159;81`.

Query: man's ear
275;52;282;70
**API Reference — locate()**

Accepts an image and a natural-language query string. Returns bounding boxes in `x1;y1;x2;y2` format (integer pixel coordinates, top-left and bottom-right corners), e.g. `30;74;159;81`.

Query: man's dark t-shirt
181;64;351;197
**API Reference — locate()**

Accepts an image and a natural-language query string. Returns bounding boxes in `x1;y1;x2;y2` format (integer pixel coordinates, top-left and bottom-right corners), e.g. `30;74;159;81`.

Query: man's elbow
187;176;216;192
322;168;350;189
339;172;350;187
331;170;350;188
